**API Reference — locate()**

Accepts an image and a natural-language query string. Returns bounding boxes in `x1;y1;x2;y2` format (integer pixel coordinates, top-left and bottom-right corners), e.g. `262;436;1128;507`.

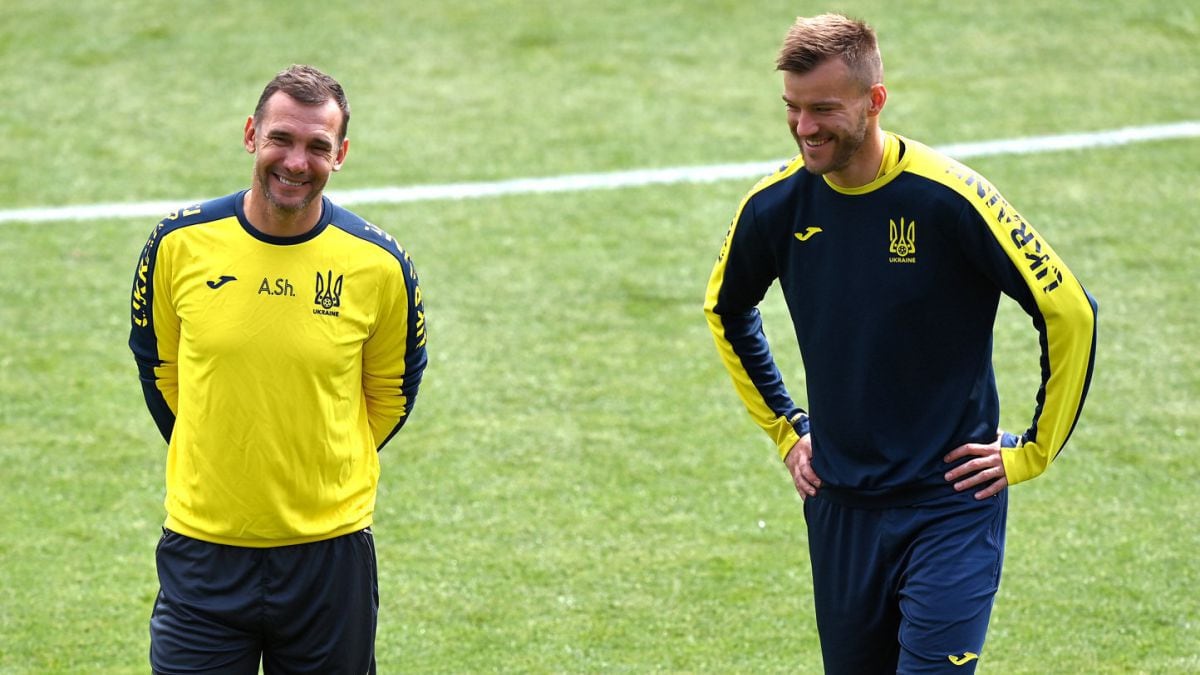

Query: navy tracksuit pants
804;488;1008;674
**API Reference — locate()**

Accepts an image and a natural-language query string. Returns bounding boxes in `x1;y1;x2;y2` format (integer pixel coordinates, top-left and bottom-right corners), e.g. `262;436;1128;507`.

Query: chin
263;183;314;212
266;192;313;214
800;155;830;176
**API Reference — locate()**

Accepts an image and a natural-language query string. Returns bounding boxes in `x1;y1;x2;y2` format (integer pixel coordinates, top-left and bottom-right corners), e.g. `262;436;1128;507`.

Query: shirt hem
164;514;374;548
816;481;954;509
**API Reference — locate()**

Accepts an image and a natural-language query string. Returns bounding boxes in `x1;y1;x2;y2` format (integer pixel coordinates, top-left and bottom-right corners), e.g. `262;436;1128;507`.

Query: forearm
705;305;806;457
1002;286;1098;484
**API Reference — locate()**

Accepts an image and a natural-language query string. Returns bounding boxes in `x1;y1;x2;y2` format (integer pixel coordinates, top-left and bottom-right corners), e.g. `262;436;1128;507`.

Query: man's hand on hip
944;432;1009;500
784;435;821;500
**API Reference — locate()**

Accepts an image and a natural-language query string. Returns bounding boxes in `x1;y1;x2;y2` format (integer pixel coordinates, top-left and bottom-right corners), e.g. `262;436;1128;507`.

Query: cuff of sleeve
1000;439;1049;486
791;412;811;438
776;431;800;460
776;413;809;460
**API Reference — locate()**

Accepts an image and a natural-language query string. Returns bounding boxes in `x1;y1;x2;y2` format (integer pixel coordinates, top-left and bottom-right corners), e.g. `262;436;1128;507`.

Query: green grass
2;0;1199;672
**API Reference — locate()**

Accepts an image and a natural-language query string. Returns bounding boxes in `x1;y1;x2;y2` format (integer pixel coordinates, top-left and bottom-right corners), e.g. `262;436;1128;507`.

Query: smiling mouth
804;137;832;148
275;174;306;187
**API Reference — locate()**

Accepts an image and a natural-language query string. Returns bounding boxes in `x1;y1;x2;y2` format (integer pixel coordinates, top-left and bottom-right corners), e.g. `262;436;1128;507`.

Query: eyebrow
265;128;335;150
782;94;845;108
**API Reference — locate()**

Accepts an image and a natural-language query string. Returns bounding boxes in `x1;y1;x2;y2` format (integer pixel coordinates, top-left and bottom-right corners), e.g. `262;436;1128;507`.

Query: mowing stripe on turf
2;121;1198;224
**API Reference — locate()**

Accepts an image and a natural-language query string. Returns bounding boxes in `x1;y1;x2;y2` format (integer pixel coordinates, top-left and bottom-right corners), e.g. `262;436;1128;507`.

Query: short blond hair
776;14;882;91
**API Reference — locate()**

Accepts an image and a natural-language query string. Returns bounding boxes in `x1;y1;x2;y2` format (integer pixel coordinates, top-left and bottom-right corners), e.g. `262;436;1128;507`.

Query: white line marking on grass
3;121;1198;224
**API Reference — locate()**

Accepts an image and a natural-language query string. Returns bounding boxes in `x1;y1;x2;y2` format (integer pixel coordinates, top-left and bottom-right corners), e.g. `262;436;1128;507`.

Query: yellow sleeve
362;249;427;448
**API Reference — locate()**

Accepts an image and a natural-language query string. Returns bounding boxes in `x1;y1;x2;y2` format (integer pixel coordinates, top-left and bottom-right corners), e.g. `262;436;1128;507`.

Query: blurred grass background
1;1;1198;672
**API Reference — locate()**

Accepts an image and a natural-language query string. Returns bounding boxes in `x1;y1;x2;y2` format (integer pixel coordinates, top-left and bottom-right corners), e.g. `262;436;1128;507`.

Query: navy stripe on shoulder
130;191;243;323
130;191;241;349
327;202;413;267
159;192;242;231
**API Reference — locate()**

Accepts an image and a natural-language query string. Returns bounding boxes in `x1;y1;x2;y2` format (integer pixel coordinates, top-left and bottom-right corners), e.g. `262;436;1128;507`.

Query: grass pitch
1;1;1198;672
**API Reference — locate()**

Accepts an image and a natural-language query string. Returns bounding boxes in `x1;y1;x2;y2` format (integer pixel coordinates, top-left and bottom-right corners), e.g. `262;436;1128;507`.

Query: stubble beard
257;168;317;215
800;111;869;177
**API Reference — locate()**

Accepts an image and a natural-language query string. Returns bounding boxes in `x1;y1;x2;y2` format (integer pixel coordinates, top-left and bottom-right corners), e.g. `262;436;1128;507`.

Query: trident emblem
889;218;916;258
314;270;343;310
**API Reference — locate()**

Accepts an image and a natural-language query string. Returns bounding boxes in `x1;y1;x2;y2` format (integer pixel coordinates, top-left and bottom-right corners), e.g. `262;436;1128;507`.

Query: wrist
790;412;810;438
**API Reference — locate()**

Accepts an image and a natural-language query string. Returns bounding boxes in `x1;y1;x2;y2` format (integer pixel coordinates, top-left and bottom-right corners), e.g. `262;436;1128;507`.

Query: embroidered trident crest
889;218;916;258
314;270;343;310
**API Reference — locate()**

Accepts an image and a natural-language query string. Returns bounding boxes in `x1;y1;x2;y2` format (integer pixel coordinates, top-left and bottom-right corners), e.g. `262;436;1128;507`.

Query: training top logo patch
889;218;917;263
314;270;343;317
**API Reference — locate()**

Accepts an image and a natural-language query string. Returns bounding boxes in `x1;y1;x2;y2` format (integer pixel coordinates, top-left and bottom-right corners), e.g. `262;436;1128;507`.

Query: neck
827;125;886;189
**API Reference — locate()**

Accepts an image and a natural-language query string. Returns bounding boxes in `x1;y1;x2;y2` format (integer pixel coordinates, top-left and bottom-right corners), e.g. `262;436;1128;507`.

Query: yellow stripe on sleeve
703;158;807;459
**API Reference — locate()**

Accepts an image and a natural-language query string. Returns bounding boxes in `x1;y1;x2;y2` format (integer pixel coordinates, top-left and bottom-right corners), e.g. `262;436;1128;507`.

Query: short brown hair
776;14;882;91
253;64;351;142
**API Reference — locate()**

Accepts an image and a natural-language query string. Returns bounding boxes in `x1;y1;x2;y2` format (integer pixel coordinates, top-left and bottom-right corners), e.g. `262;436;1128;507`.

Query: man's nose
793;110;818;137
281;145;307;173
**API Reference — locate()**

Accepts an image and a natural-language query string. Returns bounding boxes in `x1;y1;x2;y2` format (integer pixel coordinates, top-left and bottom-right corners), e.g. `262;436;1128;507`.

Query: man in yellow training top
129;64;427;674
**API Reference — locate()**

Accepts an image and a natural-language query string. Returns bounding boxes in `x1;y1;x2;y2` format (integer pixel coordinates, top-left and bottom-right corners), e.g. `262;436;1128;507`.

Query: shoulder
738;155;810;222
898;137;1000;204
748;155;809;202
325;202;419;275
140;192;243;253
897;135;1023;228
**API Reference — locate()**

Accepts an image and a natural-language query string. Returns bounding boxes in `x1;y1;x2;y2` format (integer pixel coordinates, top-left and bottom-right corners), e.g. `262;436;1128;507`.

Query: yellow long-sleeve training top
130;191;427;546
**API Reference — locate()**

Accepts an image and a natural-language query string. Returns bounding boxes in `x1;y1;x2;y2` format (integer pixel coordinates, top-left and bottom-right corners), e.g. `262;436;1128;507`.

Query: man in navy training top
704;13;1097;674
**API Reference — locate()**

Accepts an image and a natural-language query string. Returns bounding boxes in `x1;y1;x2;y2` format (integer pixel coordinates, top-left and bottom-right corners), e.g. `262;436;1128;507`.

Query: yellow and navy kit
705;133;1096;503
130;191;427;546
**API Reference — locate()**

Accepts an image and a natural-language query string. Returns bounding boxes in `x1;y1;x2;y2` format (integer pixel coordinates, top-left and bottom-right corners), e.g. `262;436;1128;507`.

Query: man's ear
243;116;257;154
867;83;888;117
332;138;349;172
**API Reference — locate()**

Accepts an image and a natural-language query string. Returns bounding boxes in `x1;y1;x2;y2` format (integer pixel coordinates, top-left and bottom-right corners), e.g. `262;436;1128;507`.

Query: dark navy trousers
804;488;1007;674
150;528;378;674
